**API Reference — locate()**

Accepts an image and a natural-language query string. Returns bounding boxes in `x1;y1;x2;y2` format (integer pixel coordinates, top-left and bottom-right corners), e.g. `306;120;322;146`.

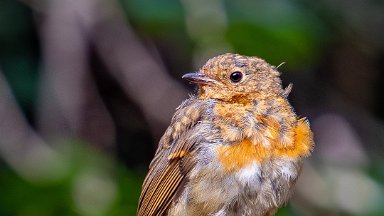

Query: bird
137;53;314;216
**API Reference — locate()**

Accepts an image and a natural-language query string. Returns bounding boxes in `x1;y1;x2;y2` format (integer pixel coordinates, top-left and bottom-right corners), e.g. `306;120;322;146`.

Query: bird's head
183;53;285;103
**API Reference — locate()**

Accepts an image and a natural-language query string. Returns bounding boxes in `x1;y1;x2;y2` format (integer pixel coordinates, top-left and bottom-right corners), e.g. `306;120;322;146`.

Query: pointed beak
182;72;217;85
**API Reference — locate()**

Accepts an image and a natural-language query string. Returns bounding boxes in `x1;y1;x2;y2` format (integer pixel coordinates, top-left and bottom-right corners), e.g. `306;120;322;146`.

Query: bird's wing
137;98;206;216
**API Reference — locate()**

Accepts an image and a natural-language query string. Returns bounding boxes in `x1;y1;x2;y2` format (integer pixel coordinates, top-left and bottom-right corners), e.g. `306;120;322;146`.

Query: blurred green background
1;0;384;215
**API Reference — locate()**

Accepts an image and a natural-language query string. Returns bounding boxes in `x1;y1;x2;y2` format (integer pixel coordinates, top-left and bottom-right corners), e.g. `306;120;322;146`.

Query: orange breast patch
216;139;268;172
216;118;314;172
274;118;314;158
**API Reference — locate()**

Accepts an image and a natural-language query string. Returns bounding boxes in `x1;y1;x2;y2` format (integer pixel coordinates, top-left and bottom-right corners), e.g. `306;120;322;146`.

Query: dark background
0;0;384;215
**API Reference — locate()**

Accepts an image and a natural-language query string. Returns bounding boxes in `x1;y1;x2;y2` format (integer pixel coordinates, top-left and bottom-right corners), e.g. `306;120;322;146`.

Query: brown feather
137;99;205;216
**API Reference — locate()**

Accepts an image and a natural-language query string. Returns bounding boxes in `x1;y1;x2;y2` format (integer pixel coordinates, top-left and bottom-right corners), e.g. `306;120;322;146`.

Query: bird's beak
182;72;217;86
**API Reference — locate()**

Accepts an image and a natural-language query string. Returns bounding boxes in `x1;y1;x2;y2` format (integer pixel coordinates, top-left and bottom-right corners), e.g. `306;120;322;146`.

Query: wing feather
142;161;183;215
137;98;205;216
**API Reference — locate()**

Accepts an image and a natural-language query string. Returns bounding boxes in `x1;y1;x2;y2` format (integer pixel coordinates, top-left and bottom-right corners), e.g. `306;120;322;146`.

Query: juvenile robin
137;53;314;216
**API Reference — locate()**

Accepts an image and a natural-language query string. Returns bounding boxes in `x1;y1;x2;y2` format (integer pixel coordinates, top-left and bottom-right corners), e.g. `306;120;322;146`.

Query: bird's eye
229;71;243;83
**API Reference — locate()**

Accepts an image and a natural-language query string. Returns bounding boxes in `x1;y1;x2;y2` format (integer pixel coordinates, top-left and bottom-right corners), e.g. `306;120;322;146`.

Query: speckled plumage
137;53;314;216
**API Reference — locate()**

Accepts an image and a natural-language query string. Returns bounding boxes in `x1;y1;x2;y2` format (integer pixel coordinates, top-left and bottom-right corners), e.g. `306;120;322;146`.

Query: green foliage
0;141;144;216
224;0;327;68
275;204;296;216
120;0;185;34
0;0;39;110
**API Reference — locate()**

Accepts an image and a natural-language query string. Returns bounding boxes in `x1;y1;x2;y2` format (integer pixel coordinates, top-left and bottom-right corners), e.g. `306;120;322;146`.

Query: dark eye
229;71;243;83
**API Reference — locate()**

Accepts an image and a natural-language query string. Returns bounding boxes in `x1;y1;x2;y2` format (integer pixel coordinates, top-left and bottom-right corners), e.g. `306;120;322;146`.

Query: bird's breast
215;139;268;172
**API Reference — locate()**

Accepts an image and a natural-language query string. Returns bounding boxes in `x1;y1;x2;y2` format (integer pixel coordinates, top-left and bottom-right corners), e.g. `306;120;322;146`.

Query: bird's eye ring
229;71;243;83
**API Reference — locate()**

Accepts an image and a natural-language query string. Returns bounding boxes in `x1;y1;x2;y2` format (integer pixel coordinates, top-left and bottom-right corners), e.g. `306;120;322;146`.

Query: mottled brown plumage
137;53;314;216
